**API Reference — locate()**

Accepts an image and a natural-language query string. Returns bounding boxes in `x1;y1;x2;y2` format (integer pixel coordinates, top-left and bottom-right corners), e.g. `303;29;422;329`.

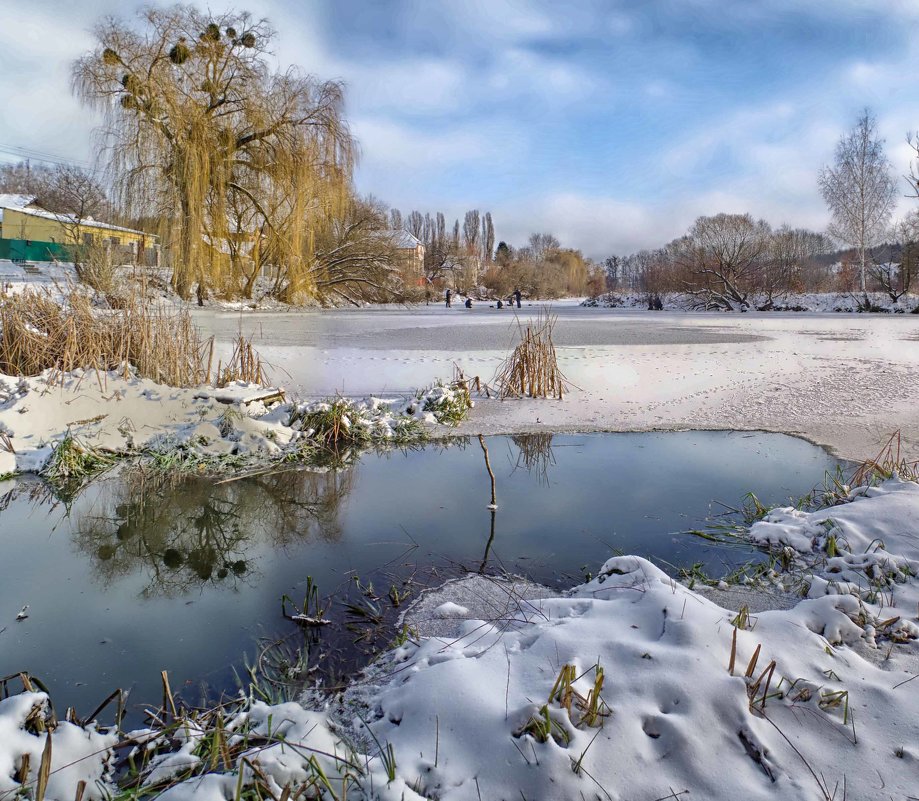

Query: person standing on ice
514;288;522;308
445;288;452;308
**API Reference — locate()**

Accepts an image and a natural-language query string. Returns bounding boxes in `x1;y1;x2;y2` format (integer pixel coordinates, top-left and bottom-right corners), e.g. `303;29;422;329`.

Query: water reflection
0;431;843;722
71;467;354;596
511;433;555;486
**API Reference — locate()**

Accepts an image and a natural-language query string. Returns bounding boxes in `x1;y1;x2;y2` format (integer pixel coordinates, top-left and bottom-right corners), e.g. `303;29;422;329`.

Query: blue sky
1;0;918;256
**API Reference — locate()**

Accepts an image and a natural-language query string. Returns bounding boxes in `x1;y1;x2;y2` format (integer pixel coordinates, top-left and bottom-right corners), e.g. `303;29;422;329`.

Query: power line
0;143;92;169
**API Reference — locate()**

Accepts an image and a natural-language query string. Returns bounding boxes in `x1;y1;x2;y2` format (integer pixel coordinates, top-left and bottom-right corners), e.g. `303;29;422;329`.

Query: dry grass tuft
0;287;267;389
851;430;919;486
214;334;268;386
494;308;570;400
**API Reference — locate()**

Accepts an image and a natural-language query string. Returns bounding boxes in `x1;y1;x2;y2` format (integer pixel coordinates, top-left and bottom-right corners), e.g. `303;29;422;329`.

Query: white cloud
351;117;494;169
492;193;680;259
0;3;100;163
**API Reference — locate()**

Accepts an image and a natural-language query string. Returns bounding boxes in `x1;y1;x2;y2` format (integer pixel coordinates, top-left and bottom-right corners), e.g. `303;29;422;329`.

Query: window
109;236;121;246
83;232;94;245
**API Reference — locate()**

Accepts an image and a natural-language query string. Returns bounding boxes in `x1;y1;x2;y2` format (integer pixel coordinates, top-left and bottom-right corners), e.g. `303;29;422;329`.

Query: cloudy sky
1;0;918;257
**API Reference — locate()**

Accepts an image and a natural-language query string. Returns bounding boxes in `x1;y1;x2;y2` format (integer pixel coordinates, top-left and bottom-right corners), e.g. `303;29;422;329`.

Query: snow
432;601;470;618
1;204;149;236
583;290;919;313
332;483;919;800
3;302;919;797
3;480;916;799
0;194;37;221
0;692;116;800
0;368;469;477
189;303;919;462
0;260;77;295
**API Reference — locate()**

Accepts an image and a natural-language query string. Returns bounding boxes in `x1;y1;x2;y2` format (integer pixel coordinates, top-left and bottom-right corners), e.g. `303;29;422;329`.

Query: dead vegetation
213;333;268;386
494;308;570;399
851;430;919;486
0;287;267;388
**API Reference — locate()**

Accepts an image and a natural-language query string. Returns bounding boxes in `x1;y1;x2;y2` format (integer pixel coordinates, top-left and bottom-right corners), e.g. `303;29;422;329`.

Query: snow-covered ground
584;290;919;313
193;303;919;462
3;479;916;800
0;367;469;477
336;480;919;800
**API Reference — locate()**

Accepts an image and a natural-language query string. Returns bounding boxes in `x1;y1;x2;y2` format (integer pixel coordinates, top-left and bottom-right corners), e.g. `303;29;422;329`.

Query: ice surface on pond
193;303;919;460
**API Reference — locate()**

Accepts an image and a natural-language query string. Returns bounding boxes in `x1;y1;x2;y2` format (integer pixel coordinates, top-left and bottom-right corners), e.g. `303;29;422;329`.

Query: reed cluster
494;309;570;399
0;287;267;389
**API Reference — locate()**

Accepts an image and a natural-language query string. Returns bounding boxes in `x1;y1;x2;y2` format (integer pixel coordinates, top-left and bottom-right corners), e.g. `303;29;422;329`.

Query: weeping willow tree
73;6;353;301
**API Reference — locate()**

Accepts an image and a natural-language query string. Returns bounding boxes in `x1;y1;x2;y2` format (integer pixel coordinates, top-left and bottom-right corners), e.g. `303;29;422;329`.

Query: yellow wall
0;208;153;248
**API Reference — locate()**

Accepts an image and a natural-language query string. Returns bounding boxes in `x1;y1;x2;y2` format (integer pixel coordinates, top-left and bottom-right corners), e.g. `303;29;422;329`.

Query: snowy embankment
0;367;470;477
584;290;919;313
3;480;917;799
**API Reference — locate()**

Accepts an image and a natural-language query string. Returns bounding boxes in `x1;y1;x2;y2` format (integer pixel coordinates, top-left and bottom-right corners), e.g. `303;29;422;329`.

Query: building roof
0;203;153;238
390;230;424;249
0;194;38;222
0;193;37;210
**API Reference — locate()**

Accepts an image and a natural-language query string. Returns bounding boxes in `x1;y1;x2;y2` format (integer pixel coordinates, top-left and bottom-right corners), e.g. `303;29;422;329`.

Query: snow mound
0;369;469;477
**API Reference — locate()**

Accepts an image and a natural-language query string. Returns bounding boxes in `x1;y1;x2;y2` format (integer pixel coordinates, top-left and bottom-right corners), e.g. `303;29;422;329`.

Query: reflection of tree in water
72;466;354;597
511;433;555;486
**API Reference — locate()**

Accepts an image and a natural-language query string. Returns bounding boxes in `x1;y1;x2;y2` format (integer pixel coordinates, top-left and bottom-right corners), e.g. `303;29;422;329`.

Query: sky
1;0;918;258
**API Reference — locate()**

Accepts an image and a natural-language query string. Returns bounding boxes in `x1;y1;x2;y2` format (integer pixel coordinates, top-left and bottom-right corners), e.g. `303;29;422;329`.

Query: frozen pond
0;431;841;723
193;303;919;460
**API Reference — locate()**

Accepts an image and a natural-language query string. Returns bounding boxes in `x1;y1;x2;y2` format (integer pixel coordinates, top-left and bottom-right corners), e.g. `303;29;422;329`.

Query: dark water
0;431;841;722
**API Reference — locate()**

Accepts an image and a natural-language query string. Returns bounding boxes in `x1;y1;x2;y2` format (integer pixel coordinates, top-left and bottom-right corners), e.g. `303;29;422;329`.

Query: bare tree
818;110;897;296
528;232;560;261
73;7;353;301
680;214;771;309
406;210;424;240
308;197;404;305
424;236;467;287
766;226;832;299
0;161;110;218
482;212;495;264
52;168;121;292
604;255;620;291
436;212;446;245
463;209;481;253
870;212;919;303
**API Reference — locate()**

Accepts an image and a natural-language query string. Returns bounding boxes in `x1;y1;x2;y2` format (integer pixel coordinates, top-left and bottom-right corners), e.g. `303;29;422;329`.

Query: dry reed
494;308;570;400
215;334;268;386
0;287;268;389
851;430;919;486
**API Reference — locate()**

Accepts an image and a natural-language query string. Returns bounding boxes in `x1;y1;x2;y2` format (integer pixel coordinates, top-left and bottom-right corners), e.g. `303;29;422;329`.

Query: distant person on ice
445;288;452;308
496;299;504;309
514;288;522;308
465;297;473;309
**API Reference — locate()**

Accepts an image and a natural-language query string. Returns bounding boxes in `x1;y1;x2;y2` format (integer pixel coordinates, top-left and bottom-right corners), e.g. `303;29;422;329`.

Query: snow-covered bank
0;368;471;478
3;479;917;800
583;290;919;313
336;482;919;799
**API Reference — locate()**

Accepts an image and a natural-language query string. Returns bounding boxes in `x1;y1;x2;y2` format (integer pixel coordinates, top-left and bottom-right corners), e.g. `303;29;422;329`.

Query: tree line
5;6;919;309
387;206;603;300
604;111;919;309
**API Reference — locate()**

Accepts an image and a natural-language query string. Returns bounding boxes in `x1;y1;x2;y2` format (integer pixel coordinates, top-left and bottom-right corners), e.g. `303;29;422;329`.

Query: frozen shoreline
4;479;916;800
190;304;919;463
